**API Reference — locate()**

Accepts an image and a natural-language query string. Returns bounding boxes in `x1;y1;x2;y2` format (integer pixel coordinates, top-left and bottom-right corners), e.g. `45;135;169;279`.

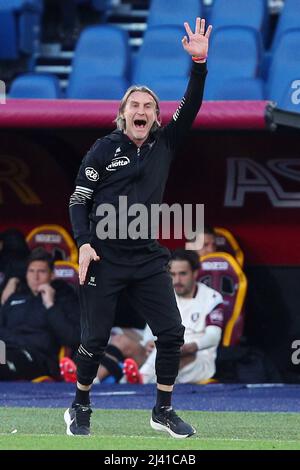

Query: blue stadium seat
211;78;264;100
270;0;300;53
0;0;39;8
9;73;62;99
0;0;43;15
266;29;300;107
0;0;42;58
210;0;268;41
139;78;188;101
204;26;263;100
132;26;190;100
19;7;42;55
263;0;300;78
147;0;202;28
67;25;130;99
0;10;18;59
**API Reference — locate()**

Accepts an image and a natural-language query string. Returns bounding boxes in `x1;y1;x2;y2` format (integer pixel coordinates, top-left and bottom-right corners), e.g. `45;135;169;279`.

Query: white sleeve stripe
74;190;92;199
69;201;86;207
69;191;91;207
76;185;94;194
173;97;186;122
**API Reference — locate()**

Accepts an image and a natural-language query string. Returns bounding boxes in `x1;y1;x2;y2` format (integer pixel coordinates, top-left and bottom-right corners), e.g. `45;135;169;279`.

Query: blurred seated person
0;248;80;381
0;229;30;295
134;249;224;384
185;225;217;257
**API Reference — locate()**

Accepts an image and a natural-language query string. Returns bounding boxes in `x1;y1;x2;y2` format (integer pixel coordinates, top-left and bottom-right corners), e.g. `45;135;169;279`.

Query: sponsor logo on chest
106;156;130;172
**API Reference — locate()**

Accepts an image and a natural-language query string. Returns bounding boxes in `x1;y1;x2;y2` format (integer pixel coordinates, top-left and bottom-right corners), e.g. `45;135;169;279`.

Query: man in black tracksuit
65;18;212;438
0;248;80;380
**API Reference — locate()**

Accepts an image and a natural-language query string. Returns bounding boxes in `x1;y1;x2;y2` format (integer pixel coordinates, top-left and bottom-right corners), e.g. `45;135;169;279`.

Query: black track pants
77;257;184;386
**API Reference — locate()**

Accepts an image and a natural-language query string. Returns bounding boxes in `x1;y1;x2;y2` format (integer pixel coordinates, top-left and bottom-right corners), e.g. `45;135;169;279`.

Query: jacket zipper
135;146;140;202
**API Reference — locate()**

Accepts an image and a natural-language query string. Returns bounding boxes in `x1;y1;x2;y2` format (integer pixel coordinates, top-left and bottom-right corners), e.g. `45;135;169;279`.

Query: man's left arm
183;304;224;354
196;304;224;351
163;18;212;152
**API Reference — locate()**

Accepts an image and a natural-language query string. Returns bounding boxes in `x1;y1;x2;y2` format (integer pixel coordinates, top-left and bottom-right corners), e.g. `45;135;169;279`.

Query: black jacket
0;280;80;363
69;61;207;263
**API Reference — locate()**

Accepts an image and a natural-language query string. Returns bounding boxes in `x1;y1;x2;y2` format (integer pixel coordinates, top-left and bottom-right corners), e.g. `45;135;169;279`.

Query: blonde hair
115;85;161;132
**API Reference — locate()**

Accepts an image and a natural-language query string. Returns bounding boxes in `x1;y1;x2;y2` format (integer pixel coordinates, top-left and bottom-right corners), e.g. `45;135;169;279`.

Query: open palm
182;17;212;58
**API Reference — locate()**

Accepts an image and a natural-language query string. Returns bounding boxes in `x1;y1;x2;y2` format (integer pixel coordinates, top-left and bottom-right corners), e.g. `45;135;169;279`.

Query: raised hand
38;283;55;309
182;17;212;59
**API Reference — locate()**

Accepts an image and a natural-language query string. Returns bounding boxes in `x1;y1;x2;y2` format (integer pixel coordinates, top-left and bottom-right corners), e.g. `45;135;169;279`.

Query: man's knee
76;344;104;385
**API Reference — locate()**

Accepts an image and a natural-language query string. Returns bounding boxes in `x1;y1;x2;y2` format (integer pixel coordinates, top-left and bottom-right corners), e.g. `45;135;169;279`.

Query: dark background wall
245;265;300;382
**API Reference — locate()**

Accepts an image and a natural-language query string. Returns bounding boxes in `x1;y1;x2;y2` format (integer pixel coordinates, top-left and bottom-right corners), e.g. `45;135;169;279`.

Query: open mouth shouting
134;119;147;130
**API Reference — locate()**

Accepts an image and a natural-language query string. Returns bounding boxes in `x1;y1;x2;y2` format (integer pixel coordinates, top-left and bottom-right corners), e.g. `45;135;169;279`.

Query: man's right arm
69;140;103;248
69;140;103;284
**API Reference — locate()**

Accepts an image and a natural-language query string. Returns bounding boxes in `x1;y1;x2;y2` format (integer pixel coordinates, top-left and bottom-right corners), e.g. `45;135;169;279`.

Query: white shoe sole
64;408;91;436
150;417;196;439
64;408;74;436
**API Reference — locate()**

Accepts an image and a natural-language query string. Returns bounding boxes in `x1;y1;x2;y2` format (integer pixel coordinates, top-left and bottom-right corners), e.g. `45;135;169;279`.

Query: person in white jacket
125;249;224;384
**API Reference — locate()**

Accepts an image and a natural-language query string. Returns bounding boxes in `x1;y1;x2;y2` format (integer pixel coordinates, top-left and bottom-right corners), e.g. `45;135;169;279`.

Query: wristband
192;55;207;62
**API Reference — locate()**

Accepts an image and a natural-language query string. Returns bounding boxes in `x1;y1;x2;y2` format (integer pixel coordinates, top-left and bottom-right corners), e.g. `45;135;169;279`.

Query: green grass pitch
0;408;300;450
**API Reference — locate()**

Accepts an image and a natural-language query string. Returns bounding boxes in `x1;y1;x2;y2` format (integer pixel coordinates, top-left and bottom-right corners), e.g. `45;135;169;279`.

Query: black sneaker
150;406;196;439
64;404;92;436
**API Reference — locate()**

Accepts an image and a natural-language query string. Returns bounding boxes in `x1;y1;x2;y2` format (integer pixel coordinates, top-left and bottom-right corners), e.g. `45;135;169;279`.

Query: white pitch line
0;433;299;443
